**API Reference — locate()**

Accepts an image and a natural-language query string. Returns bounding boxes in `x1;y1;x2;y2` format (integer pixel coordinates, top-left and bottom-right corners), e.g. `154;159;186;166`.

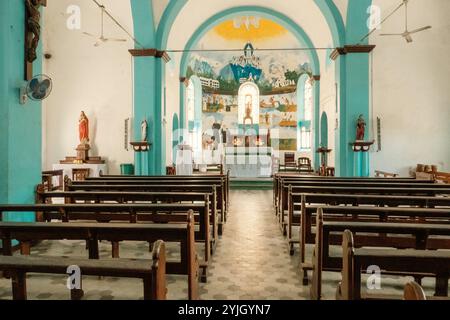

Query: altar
224;147;273;178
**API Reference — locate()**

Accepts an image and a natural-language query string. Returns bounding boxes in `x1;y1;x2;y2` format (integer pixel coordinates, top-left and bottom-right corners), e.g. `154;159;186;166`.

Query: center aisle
200;190;307;300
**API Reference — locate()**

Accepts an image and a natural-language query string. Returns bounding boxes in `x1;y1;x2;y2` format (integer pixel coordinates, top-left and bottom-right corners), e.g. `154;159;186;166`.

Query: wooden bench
0;240;166;300
275;176;434;219
336;230;450;300
287;192;450;255
41;170;64;191
0;208;199;299
36;189;217;257
66;180;228;235
311;209;450;299
278;178;445;217
375;170;399;178
278;184;450;234
89;173;230;215
404;281;427;300
273;174;431;214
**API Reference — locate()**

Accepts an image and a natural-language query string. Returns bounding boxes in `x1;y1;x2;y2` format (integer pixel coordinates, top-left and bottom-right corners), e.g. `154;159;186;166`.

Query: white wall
369;0;450;176
42;0;134;174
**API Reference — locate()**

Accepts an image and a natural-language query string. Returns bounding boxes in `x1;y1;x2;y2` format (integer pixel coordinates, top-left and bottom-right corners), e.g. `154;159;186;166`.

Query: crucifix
25;0;47;80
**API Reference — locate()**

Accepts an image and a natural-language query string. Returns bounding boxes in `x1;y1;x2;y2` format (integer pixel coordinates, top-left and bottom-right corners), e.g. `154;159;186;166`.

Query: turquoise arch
314;0;346;46
179;6;321;79
157;0;345;50
177;6;323;168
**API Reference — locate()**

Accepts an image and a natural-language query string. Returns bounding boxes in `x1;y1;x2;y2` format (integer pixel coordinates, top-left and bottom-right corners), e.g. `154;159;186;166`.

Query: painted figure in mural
243;94;254;125
141;119;148;142
25;0;45;63
79;111;89;144
356;114;366;141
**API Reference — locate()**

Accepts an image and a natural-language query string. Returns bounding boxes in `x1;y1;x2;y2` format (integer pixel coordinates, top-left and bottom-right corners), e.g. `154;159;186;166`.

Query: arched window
297;76;313;151
304;80;313;121
187;80;195;132
300;127;311;149
186;77;202;152
238;82;259;125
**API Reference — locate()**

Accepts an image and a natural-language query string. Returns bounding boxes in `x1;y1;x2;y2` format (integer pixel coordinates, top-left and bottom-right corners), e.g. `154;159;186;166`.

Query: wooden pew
89;173;230;215
336;230;450;300
36;188;217;256
273;174;433;216
0;207;199;299
288;192;450;256
278;184;450;234
278;178;444;219
0;240;167;300
41;170;64;191
404;281;427;300
66;180;227;235
311;209;450;299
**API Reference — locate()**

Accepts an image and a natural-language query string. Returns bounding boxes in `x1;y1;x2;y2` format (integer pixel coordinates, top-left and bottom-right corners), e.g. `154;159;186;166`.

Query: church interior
0;0;449;303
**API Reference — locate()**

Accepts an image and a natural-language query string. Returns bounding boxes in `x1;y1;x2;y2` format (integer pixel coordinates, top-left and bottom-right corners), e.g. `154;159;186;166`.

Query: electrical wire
166;47;334;53
359;0;406;44
91;0;144;48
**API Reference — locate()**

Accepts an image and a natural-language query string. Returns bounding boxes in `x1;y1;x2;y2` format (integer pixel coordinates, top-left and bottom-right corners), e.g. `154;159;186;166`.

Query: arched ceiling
167;0;335;52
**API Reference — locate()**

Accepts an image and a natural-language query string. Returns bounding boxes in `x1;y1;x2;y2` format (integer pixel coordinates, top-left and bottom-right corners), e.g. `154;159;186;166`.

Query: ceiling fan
380;0;432;43
83;5;127;47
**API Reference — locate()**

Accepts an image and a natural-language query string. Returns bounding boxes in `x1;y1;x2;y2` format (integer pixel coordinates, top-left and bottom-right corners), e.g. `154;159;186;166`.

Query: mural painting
188;16;311;151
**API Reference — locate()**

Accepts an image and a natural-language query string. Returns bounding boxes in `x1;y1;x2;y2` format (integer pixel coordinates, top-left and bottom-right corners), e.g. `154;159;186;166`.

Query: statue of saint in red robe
79;111;89;144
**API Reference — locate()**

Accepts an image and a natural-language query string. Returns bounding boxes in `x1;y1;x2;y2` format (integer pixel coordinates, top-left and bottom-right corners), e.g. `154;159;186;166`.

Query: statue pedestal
350;141;374;177
76;144;90;162
60;143;105;165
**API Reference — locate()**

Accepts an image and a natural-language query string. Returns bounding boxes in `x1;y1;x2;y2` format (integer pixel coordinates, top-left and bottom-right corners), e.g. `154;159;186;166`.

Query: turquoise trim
314;0;346;46
0;0;42;248
155;58;166;175
158;0;345;50
320;111;328;147
130;0;155;47
172;113;179;164
130;0;165;175
313;80;321;169
346;0;372;44
156;0;188;49
179;6;321;78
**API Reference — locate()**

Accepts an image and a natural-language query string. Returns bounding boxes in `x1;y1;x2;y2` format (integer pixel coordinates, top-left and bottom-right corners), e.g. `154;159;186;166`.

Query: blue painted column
313;77;321;170
362;152;370;177
130;0;166;175
0;0;43;246
333;47;374;177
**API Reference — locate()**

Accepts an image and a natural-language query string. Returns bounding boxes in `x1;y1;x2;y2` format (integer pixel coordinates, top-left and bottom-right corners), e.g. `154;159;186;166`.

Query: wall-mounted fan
380;0;432;43
82;5;127;47
20;74;52;104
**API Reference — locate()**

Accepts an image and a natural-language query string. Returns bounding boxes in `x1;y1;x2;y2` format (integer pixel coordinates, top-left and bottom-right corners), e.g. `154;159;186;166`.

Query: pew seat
0;240;166;300
336;230;450;300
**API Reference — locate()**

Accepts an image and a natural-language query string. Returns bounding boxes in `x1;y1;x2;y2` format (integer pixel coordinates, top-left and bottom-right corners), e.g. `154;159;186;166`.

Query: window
186;78;201;152
187;80;195;132
238;82;259;125
304;79;313;121
297;76;313;151
300;127;311;149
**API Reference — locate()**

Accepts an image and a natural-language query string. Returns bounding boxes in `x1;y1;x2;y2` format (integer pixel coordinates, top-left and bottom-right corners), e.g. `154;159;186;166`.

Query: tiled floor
0;190;442;300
